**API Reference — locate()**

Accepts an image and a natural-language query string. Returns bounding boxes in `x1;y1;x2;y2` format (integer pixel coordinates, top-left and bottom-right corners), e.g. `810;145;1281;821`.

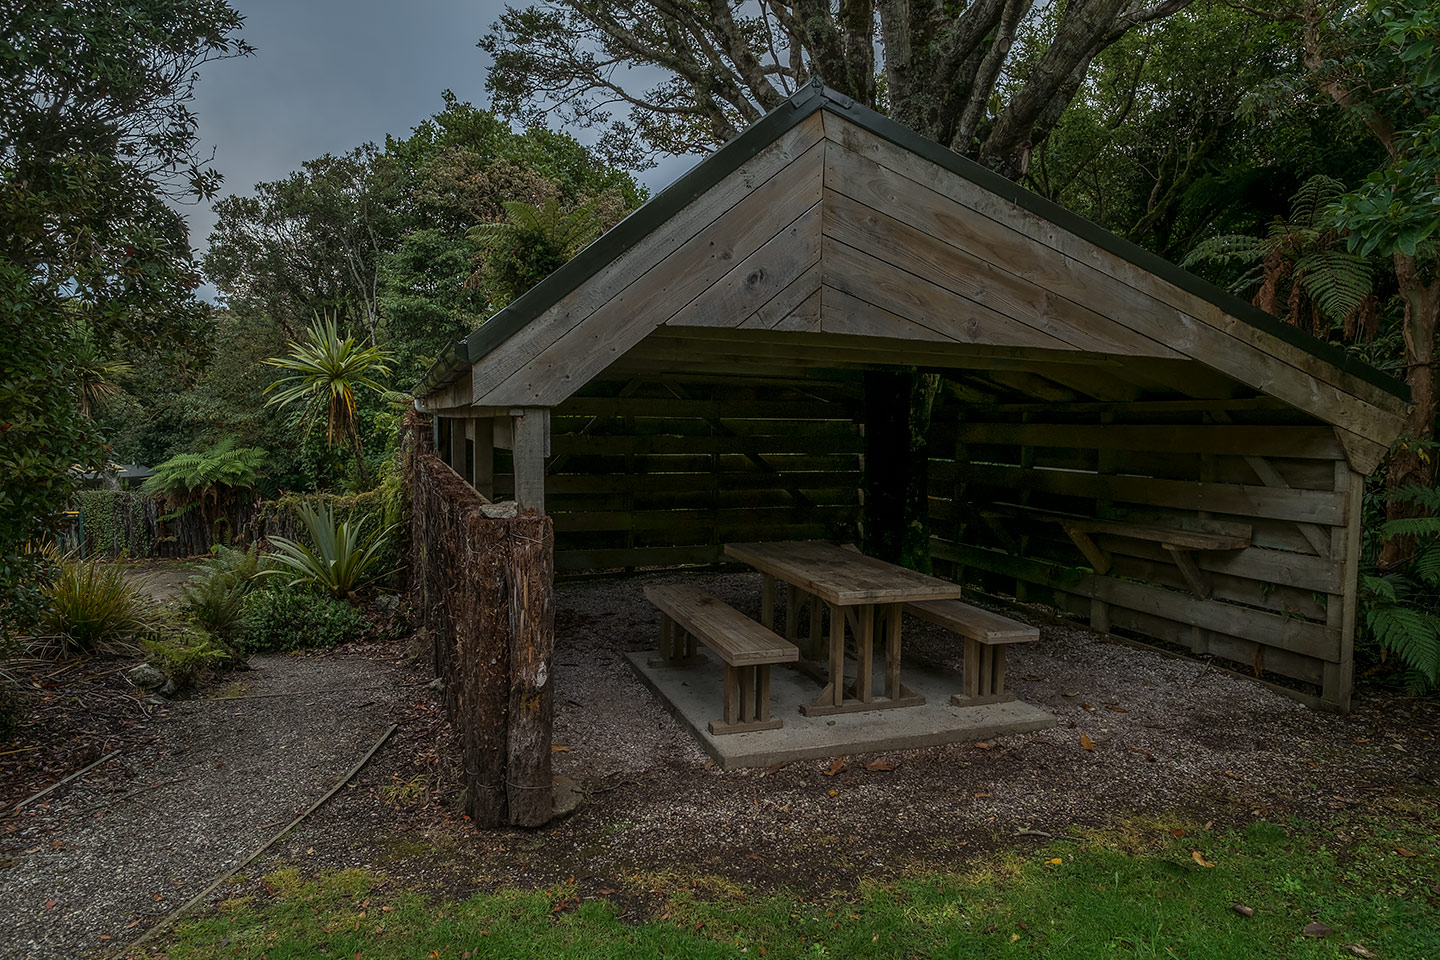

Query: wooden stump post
505;516;555;827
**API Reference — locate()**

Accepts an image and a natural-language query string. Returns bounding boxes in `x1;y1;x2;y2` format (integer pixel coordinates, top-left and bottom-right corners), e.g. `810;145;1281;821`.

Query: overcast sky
184;0;695;295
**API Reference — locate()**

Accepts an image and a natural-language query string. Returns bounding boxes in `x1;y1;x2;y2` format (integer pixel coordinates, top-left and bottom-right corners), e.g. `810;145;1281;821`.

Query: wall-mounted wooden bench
903;598;1039;706
644;584;799;735
988;502;1251;599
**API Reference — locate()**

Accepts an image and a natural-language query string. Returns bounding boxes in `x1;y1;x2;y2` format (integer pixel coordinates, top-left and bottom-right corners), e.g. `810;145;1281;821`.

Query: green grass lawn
154;817;1438;960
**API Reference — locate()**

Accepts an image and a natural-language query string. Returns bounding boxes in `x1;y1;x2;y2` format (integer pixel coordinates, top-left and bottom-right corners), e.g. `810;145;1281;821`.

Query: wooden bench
644;584;800;735
903;598;1039;706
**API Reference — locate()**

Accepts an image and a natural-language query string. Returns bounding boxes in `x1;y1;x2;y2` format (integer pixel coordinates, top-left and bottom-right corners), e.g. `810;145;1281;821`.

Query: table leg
761;574;776;632
828;600;845;707
884;602;902;700
784;584;800;642
854;605;874;703
808;598;823;659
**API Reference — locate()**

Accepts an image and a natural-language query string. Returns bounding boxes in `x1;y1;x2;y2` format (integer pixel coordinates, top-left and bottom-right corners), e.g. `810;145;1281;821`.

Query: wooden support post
757;666;771;721
448;416;466;476
472;417;495;500
761;574;776;632
784;584;800;642
884;603;902;699
1164;545;1213;599
854;604;874;703
511;408;550;515
723;664;739;725
808;597;823;661
1324;464;1364;711
1062;522;1112;574
828;601;845;707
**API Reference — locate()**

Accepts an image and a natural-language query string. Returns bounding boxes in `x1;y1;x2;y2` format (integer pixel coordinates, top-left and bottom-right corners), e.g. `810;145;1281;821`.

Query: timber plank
955;422;1344;459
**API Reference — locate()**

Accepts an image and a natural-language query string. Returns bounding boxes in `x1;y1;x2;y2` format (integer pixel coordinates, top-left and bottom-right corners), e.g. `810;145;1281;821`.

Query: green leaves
262;501;396;598
142;438;266;518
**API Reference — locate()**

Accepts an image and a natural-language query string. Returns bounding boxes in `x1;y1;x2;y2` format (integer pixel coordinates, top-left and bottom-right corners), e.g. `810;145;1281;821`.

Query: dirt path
0;649;413;960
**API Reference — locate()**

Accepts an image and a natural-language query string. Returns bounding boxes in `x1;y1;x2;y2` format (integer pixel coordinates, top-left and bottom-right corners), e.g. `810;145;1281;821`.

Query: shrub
264;501;396;598
180;544;261;642
40;557;152;654
238;584;367;651
143;438;266;522
142;618;232;689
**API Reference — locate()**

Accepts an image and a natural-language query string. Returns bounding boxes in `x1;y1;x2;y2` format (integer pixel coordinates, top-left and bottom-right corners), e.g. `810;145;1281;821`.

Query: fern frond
1289;174;1347;228
1294;250;1373;323
1386;483;1440;511
1412;540;1440;587
1366;604;1440;684
1181;234;1268;269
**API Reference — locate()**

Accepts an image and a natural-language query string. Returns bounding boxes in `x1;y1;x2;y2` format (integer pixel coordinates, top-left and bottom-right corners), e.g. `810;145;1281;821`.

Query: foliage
142;616;233;688
156;818;1440;959
179;545;262;642
0;1;247;636
238;583;367;651
71;323;134;420
264;314;392;484
468;198;603;307
143;439;266;521
1358;482;1440;690
75;491;155;557
1184;175;1379;338
38;558;153;655
263;502;396;598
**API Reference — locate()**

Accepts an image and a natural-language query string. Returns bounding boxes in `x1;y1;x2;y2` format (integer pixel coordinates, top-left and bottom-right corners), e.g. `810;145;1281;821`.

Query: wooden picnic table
724;541;963;716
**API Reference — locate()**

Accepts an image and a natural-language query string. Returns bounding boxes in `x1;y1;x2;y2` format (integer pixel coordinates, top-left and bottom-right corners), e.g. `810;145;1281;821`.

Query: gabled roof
416;81;1408;463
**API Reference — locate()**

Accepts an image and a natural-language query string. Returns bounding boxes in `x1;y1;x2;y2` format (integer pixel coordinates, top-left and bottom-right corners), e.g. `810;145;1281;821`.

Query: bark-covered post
505;514;555;826
461;513;510;825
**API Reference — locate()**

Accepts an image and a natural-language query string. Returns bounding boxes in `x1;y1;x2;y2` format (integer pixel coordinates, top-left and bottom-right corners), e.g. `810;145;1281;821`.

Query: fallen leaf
1010;934;1021;942
1063;691;1079;697
1104;704;1130;713
1169;828;1186;839
1080;703;1096;712
551;745;571;753
1395;847;1416;857
974;741;994;750
826;789;838;797
1302;922;1333;938
1080;734;1096;751
1224;770;1244;781
1046;858;1063;865
764;763;782;775
1231;903;1255;918
1344;944;1377;958
863;759;898;771
44;899;56;910
1191;850;1215;868
973;792;991;799
822;759;848;776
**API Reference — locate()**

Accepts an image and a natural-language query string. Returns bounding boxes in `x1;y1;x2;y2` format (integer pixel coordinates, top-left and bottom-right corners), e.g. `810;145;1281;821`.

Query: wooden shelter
415;80;1409;712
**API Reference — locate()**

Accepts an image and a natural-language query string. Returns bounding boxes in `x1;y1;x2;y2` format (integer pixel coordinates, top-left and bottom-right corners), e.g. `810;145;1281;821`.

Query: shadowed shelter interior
415;81;1410;713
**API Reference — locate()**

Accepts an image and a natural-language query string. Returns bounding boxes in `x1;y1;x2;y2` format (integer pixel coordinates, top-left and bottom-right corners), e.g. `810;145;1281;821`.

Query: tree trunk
862;368;938;570
1379;256;1440;569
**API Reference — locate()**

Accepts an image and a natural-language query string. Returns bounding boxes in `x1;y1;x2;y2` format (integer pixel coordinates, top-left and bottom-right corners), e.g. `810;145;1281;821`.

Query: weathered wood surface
988;503;1252;551
725;540;964;605
505;515;555;827
904;598;1039;643
644;584;799;666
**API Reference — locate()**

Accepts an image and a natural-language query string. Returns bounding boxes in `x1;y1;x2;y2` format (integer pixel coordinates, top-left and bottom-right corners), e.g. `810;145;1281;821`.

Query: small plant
1358;482;1440;691
238;583;367;651
39;557;152;655
143;618;232;689
264;502;396;598
180;544;262;642
142;438;266;523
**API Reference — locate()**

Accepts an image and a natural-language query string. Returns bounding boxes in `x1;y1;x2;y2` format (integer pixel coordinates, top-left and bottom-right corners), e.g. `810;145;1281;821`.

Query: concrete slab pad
625;651;1055;769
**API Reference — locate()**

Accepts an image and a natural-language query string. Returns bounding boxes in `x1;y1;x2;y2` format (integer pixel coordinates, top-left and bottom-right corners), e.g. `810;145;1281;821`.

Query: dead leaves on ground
1190;849;1215;868
1079;733;1096;751
862;759;898;772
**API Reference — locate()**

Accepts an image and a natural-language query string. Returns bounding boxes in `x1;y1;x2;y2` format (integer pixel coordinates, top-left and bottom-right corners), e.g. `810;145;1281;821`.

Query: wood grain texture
725;540;963;604
643;583;799;665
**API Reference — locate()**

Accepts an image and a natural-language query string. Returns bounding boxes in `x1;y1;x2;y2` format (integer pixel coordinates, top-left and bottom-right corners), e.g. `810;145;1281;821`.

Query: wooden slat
949;462;1346;525
726;540;963;604
903;598;1038;643
955;422;1343;459
987;503;1251;550
935;541;1340;662
821;182;1179;359
645;584;799;666
550;434;861;456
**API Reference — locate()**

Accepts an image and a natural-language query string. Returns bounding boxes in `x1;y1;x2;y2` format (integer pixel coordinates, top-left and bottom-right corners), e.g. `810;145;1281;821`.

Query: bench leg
709;662;784;735
649;614;708;668
951;640;1016;707
761;574;776;632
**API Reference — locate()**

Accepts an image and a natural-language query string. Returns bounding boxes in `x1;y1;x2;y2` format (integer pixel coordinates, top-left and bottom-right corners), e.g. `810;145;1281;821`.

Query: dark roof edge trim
822;94;1408;402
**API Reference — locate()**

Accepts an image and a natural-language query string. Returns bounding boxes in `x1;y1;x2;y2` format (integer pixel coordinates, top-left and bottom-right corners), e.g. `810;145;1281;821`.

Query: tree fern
1183;174;1378;337
142;439;266;520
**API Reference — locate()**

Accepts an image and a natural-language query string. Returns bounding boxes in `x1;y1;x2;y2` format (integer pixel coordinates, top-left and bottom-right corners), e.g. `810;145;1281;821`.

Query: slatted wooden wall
928;391;1364;710
489;379;863;572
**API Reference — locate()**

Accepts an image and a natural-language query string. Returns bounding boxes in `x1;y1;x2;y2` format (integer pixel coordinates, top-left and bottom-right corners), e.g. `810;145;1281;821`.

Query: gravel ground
4;569;1436;959
0;649;416;960
269;570;1440;906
